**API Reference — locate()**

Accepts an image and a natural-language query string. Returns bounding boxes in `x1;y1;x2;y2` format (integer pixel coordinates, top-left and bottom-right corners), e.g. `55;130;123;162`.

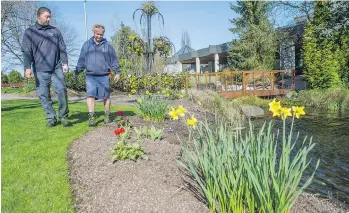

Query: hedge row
64;71;186;93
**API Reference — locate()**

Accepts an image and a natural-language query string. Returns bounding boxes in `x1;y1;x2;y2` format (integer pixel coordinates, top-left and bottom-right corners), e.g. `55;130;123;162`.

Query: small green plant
22;79;36;93
136;95;169;121
133;125;163;141
148;125;163;141
110;141;146;162
133;126;143;139
134;126;148;138
115;110;132;127
111;127;146;162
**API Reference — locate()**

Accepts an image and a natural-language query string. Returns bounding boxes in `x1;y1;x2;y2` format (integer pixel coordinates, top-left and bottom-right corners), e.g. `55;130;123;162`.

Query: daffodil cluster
268;99;305;120
168;105;198;128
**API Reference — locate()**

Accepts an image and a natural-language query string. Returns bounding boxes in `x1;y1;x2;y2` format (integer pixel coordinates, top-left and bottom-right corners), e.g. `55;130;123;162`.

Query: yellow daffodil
168;108;179;120
186;115;198;128
269;99;281;112
292;106;305;119
197;100;202;106
128;94;132;98
137;98;142;104
271;107;281;117
269;99;282;117
280;107;292;120
176;105;187;117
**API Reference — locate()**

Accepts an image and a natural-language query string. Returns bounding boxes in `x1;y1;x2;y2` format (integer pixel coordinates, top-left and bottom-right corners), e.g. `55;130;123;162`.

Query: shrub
111;73;186;94
188;89;243;125
22;78;36;93
1;73;9;84
64;71;86;91
64;72;186;95
135;95;169;122
283;88;349;112
231;96;270;109
7;70;23;83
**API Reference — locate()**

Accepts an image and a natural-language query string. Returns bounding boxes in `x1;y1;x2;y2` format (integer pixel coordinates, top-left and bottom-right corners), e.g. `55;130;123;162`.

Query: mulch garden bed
68;98;348;213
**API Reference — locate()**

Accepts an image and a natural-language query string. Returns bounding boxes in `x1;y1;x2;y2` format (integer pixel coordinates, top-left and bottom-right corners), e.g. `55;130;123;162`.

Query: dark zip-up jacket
22;22;68;71
75;37;120;76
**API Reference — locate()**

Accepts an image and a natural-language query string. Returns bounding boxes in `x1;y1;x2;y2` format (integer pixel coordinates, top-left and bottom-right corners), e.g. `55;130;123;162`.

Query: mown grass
1;100;137;213
1;87;25;94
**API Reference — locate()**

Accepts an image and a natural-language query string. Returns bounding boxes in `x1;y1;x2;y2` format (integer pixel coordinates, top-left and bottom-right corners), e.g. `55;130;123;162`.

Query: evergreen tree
323;1;349;36
302;1;347;88
228;1;276;70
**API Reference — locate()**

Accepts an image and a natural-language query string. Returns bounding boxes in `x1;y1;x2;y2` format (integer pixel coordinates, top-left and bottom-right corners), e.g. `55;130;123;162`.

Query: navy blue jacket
22;22;68;71
76;37;120;76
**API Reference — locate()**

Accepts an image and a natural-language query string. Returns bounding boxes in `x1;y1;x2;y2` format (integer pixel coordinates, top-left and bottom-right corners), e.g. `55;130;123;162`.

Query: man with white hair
75;24;120;126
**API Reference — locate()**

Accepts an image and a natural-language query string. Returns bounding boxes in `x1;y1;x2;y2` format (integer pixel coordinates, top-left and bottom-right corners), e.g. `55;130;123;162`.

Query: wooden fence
184;70;295;98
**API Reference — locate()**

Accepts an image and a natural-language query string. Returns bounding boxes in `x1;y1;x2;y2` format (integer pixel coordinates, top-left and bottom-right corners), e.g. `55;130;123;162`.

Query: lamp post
84;0;88;41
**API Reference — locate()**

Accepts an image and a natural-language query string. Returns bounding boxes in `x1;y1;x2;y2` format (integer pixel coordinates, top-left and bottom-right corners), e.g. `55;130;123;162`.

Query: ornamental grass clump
136;95;169;122
178;99;320;213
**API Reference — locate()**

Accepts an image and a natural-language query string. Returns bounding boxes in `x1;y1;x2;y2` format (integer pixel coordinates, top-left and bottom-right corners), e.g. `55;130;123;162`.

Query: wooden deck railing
184;70;295;98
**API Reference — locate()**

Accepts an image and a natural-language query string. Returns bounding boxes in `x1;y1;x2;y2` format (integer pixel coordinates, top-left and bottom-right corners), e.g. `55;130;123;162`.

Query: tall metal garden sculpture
132;2;175;73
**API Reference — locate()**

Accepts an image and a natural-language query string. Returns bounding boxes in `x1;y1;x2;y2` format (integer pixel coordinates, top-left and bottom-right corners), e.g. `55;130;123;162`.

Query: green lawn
1;87;25;94
1;100;137;213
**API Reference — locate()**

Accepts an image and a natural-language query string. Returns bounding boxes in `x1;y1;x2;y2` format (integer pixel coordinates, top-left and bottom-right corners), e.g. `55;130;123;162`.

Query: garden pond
253;109;349;206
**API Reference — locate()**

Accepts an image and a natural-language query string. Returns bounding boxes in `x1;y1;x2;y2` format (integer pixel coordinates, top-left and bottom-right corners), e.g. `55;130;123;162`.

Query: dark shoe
61;118;71;127
88;112;96;127
104;111;112;124
46;120;57;127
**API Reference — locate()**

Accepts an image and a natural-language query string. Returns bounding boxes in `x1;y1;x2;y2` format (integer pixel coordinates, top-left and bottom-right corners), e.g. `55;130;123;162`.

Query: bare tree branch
273;1;315;23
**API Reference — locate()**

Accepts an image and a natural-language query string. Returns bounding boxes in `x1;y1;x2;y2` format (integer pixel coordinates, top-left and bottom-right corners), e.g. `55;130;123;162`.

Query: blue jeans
33;64;69;122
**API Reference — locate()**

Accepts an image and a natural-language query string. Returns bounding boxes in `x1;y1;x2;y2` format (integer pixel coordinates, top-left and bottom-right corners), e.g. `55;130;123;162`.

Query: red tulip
116;111;123;116
114;128;125;136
